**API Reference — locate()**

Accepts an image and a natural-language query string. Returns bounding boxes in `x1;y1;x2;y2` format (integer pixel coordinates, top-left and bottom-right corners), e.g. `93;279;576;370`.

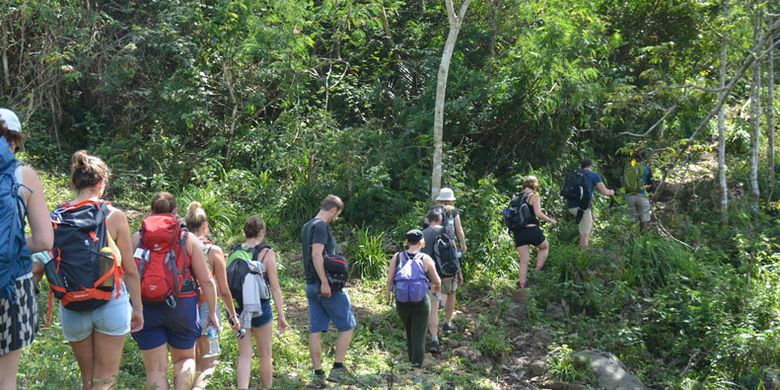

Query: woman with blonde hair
513;176;556;293
184;202;241;390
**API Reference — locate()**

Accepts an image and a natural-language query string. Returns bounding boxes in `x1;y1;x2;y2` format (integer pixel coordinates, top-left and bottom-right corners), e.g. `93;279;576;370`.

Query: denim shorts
305;283;356;333
237;299;273;328
198;301;221;335
131;296;200;350
60;283;131;342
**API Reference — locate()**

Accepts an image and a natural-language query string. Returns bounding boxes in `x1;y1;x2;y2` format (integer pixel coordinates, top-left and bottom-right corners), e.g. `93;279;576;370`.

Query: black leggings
395;298;430;368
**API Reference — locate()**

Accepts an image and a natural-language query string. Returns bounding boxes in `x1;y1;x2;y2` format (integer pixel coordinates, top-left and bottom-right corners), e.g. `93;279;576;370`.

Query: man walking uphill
563;160;615;251
622;152;653;233
301;195;356;385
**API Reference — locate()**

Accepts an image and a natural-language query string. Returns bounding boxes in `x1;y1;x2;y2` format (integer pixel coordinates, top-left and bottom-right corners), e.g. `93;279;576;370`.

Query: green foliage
474;319;512;361
346;227;388;280
547;343;597;386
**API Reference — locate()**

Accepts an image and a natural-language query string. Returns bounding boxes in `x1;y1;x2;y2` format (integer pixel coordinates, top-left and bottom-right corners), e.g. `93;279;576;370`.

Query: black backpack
560;170;591;208
503;193;533;231
47;200;119;312
323;253;349;292
433;230;459;277
226;243;270;302
307;220;350;292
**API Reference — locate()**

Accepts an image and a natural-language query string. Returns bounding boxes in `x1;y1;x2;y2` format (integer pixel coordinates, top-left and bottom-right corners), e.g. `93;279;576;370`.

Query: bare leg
309;332;323;371
444;293;456;324
69;334;95;390
516;245;531;288
170;346;196;390
427;294;439;341
237;330;254;389
254;323;274;389
91;332;126;390
193;335;217;390
141;345;169;390
535;240;550;271
0;349;22;390
334;329;353;364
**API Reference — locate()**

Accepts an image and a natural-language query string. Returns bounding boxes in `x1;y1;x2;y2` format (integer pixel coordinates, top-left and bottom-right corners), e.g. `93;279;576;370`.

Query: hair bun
70;150;90;171
187;201;202;215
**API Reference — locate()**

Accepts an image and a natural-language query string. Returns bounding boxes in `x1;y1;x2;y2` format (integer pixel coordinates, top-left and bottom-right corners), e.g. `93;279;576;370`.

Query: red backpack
135;214;197;306
47;200;122;314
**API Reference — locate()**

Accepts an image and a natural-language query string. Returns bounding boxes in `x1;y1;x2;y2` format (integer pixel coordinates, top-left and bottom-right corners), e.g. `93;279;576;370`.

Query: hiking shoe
327;367;357;385
309;372;326;388
429;339;441;354
443;323;457;334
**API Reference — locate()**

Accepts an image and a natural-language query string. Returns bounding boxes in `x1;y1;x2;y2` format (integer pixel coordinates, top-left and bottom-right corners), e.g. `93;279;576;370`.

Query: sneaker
310;372;326;388
429;339;441;354
327;366;357;385
443;323;457;334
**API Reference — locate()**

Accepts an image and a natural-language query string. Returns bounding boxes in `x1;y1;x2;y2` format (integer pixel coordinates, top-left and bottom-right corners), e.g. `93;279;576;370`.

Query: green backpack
623;161;644;193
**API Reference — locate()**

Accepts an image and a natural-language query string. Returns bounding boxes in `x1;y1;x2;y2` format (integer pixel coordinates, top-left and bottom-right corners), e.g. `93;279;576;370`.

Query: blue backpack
0;137;28;300
394;251;429;303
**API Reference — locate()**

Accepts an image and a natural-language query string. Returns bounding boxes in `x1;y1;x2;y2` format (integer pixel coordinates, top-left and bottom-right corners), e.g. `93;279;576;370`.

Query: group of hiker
0;105;655;389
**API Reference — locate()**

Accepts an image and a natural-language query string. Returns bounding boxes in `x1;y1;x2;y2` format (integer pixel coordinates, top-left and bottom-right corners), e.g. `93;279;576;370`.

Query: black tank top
523;191;539;226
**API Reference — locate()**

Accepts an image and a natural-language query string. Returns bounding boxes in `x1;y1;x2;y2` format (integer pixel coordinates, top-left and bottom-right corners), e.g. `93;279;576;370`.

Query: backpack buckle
165;295;177;309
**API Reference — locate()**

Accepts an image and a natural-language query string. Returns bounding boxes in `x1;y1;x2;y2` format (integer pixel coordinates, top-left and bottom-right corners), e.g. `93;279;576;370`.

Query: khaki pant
625;194;651;223
568;207;594;236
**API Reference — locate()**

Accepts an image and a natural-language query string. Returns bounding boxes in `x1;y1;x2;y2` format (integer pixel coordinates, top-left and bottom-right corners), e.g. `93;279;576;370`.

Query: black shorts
513;226;546;247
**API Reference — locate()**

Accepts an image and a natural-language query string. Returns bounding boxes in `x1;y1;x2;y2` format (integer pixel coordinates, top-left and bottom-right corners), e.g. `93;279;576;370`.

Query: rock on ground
573;350;645;390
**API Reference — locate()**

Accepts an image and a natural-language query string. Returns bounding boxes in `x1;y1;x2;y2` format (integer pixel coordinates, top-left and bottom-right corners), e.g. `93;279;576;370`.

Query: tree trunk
488;0;500;58
432;0;472;201
718;0;730;222
768;1;777;199
750;4;762;207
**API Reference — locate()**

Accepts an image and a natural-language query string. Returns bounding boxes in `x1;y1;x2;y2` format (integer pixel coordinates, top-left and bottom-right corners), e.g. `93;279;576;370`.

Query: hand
320;282;332;298
130;307;144;333
432;283;441;293
209;313;220;332
277;317;289;333
457;272;464;287
385;290;392;304
461;243;467;254
230;315;241;332
548;218;557;225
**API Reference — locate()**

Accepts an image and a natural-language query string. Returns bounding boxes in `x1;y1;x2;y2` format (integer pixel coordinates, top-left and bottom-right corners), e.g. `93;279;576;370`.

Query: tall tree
768;0;777;198
431;0;472;200
750;1;762;207
719;0;730;221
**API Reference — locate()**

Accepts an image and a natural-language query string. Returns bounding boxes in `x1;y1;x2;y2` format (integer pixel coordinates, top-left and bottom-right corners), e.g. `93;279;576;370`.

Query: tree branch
619;102;680;137
655;16;780;195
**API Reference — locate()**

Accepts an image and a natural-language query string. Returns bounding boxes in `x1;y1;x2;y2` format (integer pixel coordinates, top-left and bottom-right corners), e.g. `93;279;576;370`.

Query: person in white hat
427;188;466;337
0;108;53;389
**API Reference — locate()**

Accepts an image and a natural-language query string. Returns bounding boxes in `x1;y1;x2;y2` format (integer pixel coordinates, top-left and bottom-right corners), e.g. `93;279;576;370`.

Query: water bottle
99;247;116;288
205;325;220;358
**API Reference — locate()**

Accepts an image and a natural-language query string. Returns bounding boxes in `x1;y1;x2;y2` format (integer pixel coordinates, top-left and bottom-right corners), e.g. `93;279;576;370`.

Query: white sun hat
0;108;22;133
436;187;456;202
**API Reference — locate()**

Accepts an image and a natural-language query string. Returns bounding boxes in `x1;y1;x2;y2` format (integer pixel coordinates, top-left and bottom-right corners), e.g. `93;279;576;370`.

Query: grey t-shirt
421;225;444;258
301;218;337;284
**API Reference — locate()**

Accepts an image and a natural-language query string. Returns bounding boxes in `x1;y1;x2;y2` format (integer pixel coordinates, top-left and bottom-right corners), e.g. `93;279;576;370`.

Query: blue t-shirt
566;170;604;209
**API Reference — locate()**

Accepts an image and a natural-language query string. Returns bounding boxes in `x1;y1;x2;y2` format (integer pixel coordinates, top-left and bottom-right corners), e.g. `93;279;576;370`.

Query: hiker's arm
454;214;467;253
189;233;218;330
596;182;615;196
110;209;143;332
22;167;53;252
423;255;441;292
532;195;556;225
311;243;331;297
385;253;398;303
264;249;289;332
210;246;240;330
